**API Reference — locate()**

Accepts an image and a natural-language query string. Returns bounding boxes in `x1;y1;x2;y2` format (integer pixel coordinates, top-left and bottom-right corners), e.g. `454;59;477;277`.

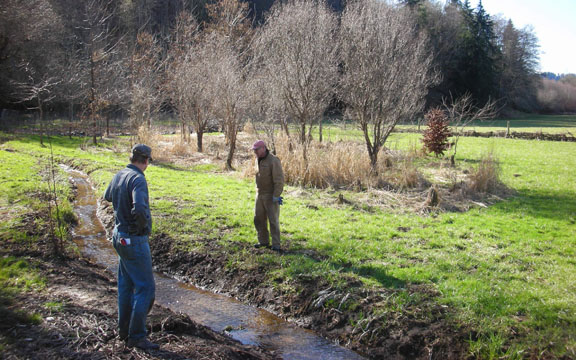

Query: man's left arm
131;177;150;235
272;158;284;198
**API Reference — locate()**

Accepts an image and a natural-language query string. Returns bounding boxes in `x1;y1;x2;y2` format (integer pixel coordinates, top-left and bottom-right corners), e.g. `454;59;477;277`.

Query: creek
63;165;364;360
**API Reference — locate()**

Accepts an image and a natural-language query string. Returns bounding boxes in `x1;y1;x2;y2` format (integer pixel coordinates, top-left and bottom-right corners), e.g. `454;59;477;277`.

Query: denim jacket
104;164;152;236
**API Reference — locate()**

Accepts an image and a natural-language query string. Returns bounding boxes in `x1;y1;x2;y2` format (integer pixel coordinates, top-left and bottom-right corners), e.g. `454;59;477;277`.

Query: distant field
315;114;576;142
401;114;576;134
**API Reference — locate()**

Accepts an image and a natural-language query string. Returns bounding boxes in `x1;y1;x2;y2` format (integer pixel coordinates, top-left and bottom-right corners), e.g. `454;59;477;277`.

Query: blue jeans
112;228;155;341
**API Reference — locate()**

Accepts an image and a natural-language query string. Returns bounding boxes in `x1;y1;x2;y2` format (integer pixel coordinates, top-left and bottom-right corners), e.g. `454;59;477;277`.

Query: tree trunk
38;99;44;147
226;125;237;170
197;130;204;152
281;118;290;138
147;103;151;129
318;118;323;142
369;150;378;174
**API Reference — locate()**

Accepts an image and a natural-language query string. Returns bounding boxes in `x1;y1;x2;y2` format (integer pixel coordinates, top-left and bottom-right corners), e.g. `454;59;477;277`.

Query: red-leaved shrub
421;108;451;157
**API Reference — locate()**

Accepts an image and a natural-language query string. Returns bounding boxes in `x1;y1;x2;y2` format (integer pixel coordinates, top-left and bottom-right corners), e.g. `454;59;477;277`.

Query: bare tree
252;0;339;147
339;0;439;171
12;69;61;146
1;0;64;108
166;11;202;145
203;34;247;170
245;71;287;152
442;93;497;165
74;0;125;144
174;37;217;151
204;0;253;53
3;0;67;141
128;31;165;131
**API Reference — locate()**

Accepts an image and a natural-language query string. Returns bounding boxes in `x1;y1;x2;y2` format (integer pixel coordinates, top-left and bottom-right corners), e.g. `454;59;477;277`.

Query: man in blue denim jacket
104;144;158;350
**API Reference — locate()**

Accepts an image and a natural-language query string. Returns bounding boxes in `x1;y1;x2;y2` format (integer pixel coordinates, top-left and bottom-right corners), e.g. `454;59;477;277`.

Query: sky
478;0;576;75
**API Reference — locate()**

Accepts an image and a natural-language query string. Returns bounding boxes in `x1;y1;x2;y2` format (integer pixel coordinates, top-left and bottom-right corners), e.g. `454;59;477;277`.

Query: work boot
254;243;270;249
271;245;282;252
126;338;160;350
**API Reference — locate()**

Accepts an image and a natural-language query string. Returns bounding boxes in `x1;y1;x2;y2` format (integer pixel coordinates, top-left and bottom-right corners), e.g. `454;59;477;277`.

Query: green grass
0;138;78;247
1;130;575;358
44;301;65;313
315;114;576;142
0;257;45;326
0;257;45;292
464;114;576;131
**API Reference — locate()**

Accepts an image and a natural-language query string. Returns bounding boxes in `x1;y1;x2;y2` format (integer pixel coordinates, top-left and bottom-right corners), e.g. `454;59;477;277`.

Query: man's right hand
273;196;283;205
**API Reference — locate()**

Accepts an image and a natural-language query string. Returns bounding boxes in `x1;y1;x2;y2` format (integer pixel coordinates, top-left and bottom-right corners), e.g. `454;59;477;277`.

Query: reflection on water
64;165;364;360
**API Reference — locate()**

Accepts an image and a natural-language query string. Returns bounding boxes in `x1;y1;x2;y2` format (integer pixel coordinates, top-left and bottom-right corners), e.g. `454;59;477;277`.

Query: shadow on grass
346;263;406;288
283;247;406;289
494;189;576;222
0;291;38;333
152;161;189;172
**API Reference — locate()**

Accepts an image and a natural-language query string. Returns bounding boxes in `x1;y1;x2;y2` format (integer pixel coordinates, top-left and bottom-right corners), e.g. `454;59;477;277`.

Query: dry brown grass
253;136;427;190
135;126;168;161
135;126;201;162
466;152;501;194
242;122;257;134
170;139;197;156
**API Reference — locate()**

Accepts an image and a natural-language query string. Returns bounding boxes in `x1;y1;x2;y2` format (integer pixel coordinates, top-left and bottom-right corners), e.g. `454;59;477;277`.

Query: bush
421;108;451;157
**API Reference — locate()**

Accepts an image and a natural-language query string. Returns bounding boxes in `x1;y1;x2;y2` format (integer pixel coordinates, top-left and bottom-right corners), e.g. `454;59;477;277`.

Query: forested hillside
0;0;574;127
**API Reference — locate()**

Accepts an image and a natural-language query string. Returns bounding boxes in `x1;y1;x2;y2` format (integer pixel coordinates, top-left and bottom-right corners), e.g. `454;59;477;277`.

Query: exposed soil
0;211;278;360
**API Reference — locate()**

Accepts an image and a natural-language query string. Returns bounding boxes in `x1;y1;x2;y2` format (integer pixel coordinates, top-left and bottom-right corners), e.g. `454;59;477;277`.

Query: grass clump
467;151;502;194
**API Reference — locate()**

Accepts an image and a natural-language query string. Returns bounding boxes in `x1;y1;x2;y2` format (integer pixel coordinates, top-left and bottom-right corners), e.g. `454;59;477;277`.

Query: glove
273;196;283;205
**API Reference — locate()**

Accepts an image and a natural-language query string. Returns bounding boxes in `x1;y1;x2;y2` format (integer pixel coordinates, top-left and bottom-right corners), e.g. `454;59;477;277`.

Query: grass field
316;114;576;142
1;130;575;359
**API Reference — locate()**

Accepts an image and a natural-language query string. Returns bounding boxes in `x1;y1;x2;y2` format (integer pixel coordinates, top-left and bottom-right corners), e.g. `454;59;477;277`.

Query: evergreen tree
450;0;500;105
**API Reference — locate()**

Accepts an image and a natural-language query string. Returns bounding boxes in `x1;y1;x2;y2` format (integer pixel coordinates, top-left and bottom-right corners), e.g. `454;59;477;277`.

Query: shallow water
64;166;364;360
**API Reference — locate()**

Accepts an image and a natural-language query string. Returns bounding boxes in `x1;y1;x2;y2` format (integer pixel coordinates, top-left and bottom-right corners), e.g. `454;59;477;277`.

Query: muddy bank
142;229;471;360
0;211;276;360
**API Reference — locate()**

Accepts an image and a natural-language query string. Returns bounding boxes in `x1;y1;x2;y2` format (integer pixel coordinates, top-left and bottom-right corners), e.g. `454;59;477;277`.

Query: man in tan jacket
252;140;284;251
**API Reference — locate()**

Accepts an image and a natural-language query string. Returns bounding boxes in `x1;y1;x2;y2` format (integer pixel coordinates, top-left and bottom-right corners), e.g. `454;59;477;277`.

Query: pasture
0;126;575;359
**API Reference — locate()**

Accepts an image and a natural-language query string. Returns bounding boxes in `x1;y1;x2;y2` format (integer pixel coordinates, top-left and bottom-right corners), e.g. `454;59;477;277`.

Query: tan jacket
255;151;284;197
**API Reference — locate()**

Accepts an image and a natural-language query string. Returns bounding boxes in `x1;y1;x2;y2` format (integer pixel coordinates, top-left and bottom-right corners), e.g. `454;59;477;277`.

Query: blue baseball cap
131;144;153;161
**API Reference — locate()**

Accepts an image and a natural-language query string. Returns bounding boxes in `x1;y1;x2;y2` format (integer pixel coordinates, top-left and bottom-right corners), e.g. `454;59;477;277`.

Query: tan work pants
254;194;280;247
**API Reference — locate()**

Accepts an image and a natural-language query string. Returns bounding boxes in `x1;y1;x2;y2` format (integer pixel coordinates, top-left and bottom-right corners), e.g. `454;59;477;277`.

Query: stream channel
64;165;365;360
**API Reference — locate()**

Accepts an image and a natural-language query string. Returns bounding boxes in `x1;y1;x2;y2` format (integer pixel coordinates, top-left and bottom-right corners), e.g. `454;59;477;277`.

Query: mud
0;211;277;360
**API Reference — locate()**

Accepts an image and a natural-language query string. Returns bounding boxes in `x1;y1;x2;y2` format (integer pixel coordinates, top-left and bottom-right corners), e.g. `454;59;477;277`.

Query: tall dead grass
466;152;501;194
136;126;197;161
255;136;426;190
